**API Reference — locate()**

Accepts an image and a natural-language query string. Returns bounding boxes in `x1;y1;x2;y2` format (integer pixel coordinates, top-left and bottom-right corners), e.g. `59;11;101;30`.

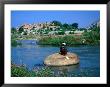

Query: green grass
11;64;55;77
83;31;100;45
38;35;85;46
11;65;36;77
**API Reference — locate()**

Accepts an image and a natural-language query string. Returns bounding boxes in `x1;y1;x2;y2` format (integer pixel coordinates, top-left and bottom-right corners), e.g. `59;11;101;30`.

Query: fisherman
60;43;68;55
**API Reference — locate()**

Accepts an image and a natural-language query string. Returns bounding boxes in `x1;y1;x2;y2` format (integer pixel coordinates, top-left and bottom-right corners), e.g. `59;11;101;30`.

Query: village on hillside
12;20;100;36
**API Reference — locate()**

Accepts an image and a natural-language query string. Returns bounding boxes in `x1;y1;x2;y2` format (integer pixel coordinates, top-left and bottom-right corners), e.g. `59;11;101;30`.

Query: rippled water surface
11;40;100;77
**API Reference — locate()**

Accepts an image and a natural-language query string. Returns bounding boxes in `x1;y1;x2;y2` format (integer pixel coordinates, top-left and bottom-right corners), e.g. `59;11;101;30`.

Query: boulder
44;52;79;66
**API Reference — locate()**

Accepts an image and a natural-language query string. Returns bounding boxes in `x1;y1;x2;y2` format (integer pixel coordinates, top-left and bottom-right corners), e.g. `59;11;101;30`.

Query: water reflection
33;63;79;77
49;64;80;77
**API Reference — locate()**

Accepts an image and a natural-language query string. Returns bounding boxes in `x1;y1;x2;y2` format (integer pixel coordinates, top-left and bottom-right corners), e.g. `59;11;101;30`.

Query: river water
11;40;100;77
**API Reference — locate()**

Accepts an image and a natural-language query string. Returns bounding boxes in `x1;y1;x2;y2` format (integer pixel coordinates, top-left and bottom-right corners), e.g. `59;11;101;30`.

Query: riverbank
38;35;100;46
11;29;100;47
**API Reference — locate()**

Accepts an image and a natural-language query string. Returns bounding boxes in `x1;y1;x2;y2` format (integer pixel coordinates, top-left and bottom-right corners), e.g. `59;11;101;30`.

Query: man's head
62;43;66;46
60;42;67;55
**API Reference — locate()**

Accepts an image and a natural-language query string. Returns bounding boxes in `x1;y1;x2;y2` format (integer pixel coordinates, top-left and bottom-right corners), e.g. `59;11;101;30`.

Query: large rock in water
44;52;79;66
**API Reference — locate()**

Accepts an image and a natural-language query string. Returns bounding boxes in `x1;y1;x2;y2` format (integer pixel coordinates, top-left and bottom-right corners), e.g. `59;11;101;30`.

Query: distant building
49;26;60;31
74;30;84;36
48;31;56;35
22;24;33;30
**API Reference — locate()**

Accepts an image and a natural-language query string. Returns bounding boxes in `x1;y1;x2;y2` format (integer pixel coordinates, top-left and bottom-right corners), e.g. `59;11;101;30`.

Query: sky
11;10;100;28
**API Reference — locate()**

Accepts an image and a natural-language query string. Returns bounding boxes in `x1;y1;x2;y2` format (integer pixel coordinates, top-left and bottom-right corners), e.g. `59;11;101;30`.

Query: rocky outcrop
44;52;79;66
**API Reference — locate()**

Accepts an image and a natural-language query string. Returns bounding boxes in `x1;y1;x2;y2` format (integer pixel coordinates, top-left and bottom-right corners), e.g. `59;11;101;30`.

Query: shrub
11;64;55;77
83;30;100;45
38;35;83;46
57;31;65;35
11;39;22;47
11;65;36;77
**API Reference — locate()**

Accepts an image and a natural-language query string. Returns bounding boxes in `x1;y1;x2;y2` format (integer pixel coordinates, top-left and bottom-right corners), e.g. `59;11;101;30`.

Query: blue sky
11;10;100;28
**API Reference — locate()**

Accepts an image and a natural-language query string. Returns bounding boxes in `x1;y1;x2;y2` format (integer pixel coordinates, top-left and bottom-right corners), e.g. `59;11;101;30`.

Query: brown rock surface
44;52;79;66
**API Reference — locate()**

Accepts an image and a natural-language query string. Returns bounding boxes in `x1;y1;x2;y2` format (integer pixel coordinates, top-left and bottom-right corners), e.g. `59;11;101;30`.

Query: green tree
83;26;100;45
62;23;73;31
58;30;65;35
51;20;62;26
11;27;16;34
19;26;24;33
63;23;69;29
71;23;78;29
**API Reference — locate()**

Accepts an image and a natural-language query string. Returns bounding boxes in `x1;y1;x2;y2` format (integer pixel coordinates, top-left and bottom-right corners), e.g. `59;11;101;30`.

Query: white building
74;30;84;35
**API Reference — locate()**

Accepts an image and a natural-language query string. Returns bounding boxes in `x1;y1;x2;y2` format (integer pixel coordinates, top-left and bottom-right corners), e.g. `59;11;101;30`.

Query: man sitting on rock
60;43;68;55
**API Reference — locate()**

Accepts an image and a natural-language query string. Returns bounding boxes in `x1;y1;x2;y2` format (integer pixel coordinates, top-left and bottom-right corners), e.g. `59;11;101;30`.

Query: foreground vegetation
11;63;54;77
11;65;36;77
11;63;99;77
